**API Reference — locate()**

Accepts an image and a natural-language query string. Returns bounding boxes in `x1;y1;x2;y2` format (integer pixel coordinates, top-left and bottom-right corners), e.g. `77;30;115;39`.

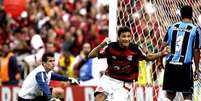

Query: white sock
163;98;171;101
184;100;191;101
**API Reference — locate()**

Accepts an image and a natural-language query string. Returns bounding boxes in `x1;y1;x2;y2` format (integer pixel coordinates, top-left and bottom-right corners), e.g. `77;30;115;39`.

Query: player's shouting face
118;32;132;48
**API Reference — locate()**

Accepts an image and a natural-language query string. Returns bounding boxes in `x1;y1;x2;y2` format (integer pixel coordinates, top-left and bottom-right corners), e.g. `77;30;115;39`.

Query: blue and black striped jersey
164;21;200;64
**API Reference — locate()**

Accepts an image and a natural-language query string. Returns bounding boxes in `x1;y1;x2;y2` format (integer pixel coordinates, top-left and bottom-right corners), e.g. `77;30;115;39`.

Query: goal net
109;0;201;100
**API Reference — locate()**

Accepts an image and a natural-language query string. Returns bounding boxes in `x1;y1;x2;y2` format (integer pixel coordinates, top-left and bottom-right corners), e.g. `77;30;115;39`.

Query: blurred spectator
0;27;8;46
73;42;92;79
10;28;30;54
46;29;57;45
62;31;75;54
23;28;45;73
73;42;108;86
69;29;84;56
0;44;20;85
0;4;7;28
58;51;75;77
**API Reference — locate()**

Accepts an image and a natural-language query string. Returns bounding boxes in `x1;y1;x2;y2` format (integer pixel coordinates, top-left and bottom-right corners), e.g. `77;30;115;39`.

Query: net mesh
117;0;201;100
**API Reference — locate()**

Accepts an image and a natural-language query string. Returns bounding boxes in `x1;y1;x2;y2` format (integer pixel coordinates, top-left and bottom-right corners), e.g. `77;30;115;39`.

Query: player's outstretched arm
88;38;110;58
51;72;79;85
145;46;170;61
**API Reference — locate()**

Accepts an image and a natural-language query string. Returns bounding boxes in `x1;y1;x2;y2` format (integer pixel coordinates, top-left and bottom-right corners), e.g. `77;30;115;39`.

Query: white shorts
95;75;134;101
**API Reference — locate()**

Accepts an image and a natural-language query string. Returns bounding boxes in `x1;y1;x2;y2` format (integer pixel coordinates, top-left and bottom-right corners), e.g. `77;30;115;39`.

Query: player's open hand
161;46;170;56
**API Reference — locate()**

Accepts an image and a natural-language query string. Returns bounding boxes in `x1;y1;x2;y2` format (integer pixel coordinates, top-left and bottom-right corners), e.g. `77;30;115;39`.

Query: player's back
165;21;199;64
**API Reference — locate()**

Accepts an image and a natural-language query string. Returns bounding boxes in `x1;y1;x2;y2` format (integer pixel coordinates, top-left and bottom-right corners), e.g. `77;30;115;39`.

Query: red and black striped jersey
98;42;146;82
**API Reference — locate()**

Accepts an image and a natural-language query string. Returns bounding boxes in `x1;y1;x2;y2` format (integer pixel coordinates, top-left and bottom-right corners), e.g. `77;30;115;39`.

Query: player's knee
95;92;107;101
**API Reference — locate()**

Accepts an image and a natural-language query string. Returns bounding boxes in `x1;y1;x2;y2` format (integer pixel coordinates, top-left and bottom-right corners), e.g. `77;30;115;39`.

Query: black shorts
162;63;193;93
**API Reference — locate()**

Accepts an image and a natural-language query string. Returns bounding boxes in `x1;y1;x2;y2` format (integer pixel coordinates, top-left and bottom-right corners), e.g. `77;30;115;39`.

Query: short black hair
117;26;131;36
42;52;54;62
180;5;193;19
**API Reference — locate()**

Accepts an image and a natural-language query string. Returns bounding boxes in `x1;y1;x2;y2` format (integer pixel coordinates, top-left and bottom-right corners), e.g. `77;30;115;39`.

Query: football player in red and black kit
88;26;169;101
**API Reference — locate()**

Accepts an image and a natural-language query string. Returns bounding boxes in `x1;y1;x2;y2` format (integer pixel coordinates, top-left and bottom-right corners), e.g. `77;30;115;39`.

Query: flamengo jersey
98;42;146;82
164;21;200;64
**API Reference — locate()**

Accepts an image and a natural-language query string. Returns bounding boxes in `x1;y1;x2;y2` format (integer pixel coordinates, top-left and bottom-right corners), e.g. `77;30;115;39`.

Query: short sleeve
137;45;147;60
130;44;146;61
